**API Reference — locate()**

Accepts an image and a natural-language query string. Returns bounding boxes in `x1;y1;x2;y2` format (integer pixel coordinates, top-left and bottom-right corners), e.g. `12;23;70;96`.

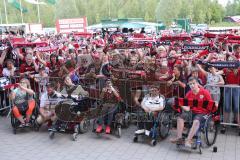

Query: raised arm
14;48;24;61
196;64;207;76
36;51;47;66
0;50;7;65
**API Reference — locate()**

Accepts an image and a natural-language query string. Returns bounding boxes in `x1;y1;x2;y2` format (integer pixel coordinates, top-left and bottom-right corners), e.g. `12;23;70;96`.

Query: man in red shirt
170;77;212;147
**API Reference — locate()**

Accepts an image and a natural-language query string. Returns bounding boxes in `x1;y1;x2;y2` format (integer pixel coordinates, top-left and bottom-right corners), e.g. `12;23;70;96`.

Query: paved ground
0;116;240;160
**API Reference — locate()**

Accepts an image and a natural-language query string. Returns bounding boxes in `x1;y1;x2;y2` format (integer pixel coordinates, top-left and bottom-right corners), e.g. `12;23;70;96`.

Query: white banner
24;0;46;5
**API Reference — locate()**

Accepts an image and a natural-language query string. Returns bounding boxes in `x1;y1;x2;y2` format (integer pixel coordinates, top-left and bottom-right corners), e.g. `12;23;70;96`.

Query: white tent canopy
88;21;163;30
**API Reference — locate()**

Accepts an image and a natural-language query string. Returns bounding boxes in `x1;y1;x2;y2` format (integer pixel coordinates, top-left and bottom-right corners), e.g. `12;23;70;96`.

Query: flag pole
37;0;41;23
19;0;24;23
108;0;111;18
0;6;3;24
3;0;8;24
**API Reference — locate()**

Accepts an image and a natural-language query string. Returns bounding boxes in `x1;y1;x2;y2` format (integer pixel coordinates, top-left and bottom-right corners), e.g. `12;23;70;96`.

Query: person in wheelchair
170;77;213;148
36;82;62;129
9;78;36;127
95;79;122;134
61;75;89;98
135;85;165;135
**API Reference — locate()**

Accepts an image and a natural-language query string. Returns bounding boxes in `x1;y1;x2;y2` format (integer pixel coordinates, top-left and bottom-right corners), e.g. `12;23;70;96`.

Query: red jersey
46;61;61;69
185;87;212;114
46;62;61;77
223;68;240;85
19;63;36;74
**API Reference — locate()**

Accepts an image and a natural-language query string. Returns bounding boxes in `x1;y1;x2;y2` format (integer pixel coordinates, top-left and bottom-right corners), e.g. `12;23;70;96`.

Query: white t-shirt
141;95;164;111
40;91;62;109
206;72;223;94
2;67;15;77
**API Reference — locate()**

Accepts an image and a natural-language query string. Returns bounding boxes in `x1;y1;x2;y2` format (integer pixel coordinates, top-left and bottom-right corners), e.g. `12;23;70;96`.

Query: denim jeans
97;105;118;126
224;87;240;113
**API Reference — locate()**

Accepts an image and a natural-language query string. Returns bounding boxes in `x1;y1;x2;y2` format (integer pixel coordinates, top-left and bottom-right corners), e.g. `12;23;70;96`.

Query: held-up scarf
182;43;211;50
12;41;48;48
159;35;192;41
36;45;59;52
198;60;240;69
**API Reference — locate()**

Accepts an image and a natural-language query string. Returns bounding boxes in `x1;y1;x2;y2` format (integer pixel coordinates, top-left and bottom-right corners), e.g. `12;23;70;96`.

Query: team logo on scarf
182;44;210;50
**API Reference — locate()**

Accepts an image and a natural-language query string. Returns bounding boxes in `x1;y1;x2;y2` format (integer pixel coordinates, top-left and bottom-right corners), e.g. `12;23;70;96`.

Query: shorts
179;111;206;124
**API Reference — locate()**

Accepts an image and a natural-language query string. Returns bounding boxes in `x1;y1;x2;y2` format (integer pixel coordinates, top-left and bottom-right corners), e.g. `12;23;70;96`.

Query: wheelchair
176;113;219;154
49;96;99;141
133;96;171;146
173;98;219;154
49;118;91;141
10;101;39;134
92;101;130;138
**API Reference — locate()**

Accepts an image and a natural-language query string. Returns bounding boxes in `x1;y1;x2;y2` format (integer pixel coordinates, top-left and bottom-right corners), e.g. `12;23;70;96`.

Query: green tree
0;0;230;27
210;0;224;23
155;0;182;25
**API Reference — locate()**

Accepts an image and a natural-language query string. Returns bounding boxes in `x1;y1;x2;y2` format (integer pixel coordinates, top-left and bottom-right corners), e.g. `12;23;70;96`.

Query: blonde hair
20;78;31;89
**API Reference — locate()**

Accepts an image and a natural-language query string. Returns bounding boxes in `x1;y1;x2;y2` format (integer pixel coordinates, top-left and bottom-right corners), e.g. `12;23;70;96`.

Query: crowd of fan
0;30;239;129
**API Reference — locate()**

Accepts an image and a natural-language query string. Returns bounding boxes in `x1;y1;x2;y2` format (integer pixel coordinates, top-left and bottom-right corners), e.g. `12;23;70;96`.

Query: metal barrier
1;74;239;138
3;75;239;129
0;76;187;116
205;84;240;127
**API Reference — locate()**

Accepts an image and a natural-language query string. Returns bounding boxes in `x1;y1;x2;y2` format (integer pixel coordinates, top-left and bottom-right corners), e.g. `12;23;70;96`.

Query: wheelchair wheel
11;113;17;128
33;122;40;131
199;146;202;154
79;118;89;133
133;136;138;142
49;131;55;139
10;112;19;134
116;126;122;138
92;120;97;132
72;133;78;141
204;116;218;146
13;128;17;134
159;112;171;139
151;139;157;146
123;112;130;128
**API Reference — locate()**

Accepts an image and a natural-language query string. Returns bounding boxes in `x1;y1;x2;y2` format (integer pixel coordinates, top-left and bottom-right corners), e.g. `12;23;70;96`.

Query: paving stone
0;117;239;160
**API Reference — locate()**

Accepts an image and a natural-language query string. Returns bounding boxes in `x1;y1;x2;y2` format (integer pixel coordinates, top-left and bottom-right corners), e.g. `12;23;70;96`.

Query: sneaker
105;125;111;134
96;125;103;133
185;139;193;148
19;123;26;128
145;130;150;136
135;129;145;134
25;122;30;127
